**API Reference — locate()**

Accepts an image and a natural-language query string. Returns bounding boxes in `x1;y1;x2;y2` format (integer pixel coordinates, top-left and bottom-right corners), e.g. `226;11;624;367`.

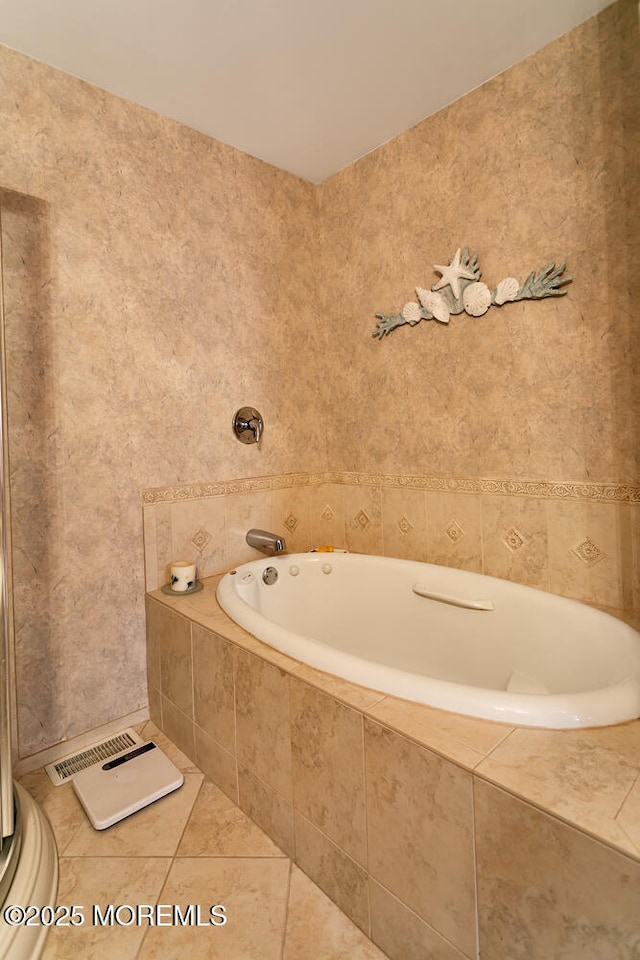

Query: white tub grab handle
412;584;494;611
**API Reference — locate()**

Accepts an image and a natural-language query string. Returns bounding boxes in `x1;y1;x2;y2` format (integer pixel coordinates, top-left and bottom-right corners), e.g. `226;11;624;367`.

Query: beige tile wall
365;719;476;957
142;474;639;617
475;781;640;960
146;599;477;957
147;597;640;960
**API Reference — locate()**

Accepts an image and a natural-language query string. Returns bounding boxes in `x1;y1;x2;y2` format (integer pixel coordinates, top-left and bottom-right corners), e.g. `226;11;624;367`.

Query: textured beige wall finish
0;50;325;759
318;1;639;485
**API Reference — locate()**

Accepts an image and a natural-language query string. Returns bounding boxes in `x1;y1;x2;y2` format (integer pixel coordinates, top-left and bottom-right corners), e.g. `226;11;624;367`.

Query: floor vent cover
44;729;144;786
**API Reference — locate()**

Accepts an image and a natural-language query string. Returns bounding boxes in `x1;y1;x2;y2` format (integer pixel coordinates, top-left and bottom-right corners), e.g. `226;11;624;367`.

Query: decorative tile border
142;472;639;506
141;473;310;504
340;474;639;503
142;481;227;504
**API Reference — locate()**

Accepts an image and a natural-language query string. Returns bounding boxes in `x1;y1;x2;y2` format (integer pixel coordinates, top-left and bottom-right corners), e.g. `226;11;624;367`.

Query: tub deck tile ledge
364;696;515;772
147;575;640;865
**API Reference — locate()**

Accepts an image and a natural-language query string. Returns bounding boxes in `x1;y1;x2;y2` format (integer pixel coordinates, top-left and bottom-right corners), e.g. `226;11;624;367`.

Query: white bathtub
216;552;640;729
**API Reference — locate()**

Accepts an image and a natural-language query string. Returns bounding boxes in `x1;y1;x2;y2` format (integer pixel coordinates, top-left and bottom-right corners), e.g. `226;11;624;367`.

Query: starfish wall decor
373;248;572;339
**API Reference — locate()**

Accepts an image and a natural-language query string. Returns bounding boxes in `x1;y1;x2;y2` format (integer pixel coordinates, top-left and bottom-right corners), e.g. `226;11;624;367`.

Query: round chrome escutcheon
262;566;278;585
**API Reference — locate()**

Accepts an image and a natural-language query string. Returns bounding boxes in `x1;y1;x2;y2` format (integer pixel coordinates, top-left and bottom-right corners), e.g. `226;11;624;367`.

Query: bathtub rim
216;553;640;730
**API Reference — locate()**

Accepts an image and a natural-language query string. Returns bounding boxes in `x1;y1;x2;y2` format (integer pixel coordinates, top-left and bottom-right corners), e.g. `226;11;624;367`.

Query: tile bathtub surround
142;475;319;592
234;649;293;801
18;721;388;960
147;578;640;959
192;623;235;753
142;472;639;618
290;680;367;866
475;781;640;960
364;719;477;958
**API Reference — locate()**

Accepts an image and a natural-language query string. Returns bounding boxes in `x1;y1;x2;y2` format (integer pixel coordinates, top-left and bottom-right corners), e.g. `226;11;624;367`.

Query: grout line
366;874;465;959
189;621;195;738
361;712;372;940
471;776;481;960
481;724;518;760
278;859;294;960
612;769;640;821
172;775;206;858
231;642;240;806
133;856;174;960
287;676;297;863
52;784;86;858
479;494;486;575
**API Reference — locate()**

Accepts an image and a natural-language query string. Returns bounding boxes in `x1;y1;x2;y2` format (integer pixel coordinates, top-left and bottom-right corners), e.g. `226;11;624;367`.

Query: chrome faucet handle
233;407;263;444
250;417;262;444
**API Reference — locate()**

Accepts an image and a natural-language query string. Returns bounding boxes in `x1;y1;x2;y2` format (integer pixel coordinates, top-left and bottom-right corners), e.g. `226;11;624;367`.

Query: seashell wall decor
373;248;572;339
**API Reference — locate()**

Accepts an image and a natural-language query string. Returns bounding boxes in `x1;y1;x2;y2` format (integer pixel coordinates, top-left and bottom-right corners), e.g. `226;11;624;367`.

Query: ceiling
0;0;613;182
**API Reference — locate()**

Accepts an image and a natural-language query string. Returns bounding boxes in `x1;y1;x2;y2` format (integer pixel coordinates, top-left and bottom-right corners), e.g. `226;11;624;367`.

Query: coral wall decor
373;248;572;339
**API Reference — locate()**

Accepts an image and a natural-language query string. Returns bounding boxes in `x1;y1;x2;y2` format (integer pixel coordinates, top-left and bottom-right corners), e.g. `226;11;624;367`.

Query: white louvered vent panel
44;729;144;785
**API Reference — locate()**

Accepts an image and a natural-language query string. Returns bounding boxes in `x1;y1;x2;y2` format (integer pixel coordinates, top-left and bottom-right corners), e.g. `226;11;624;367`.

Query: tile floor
19;721;389;960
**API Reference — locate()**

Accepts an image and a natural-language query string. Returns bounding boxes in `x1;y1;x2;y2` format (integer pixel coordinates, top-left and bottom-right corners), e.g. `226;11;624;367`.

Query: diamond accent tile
572;537;607;567
191;527;212;554
283;513;299;533
354;509;371;530
503;526;527;552
397;515;413;535
321;504;335;522
445;519;465;544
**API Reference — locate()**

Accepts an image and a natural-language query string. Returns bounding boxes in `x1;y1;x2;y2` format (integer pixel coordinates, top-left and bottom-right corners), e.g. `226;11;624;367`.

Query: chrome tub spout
246;528;287;555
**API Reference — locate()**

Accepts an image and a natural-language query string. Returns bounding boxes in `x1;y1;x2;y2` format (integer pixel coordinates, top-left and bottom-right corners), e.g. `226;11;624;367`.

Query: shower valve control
233;407;263;444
